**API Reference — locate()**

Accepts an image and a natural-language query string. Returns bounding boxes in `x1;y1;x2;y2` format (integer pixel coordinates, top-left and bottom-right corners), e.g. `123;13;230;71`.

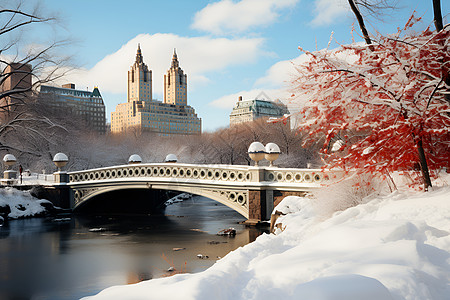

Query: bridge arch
71;181;249;219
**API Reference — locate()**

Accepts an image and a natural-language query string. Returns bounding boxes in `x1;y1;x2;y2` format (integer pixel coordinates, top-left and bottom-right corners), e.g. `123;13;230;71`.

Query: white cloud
209;51;312;109
255;53;311;88
192;0;299;35
58;33;268;97
310;0;349;27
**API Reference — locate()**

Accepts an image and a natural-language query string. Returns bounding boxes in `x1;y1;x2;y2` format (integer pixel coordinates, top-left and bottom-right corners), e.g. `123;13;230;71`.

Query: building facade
229;93;290;126
0;63;32;113
111;46;201;135
39;83;106;134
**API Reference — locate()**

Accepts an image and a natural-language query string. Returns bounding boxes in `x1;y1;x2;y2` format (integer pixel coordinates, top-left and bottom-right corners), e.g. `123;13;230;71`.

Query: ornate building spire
135;44;143;64
164;49;187;106
128;44;152;102
171;48;179;69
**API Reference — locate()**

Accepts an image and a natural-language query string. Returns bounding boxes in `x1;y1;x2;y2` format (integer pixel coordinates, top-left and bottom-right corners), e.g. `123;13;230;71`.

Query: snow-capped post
128;154;142;164
165;154;178;163
248;142;265;167
265;143;280;167
53;153;69;184
3;154;17;181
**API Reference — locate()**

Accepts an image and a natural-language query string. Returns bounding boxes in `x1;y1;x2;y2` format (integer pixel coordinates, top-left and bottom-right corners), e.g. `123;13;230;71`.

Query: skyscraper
128;44;152;102
164;49;187;106
111;45;201;135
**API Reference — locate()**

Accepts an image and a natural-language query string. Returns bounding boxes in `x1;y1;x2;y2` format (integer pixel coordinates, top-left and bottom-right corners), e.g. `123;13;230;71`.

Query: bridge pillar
248;189;273;224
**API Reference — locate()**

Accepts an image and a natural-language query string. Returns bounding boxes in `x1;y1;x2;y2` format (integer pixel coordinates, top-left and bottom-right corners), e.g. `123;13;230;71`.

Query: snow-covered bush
312;173;389;218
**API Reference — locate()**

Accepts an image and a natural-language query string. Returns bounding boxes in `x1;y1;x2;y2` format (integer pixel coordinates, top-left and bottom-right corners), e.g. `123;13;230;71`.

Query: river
0;196;265;300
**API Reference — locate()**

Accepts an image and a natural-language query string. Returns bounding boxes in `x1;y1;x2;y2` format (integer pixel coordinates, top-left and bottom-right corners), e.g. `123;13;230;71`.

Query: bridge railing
67;163;333;186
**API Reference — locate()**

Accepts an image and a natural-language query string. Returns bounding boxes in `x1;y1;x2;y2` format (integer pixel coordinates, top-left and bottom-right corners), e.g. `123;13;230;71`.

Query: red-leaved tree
292;17;449;190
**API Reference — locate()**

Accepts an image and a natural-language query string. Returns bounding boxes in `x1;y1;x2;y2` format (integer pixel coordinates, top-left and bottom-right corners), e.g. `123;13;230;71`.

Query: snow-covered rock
0;187;53;219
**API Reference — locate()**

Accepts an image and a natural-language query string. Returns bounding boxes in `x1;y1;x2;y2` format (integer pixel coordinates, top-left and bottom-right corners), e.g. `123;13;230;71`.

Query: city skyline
27;0;449;130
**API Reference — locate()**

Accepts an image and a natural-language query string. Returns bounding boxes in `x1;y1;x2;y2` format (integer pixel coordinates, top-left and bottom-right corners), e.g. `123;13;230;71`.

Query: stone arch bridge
51;163;334;223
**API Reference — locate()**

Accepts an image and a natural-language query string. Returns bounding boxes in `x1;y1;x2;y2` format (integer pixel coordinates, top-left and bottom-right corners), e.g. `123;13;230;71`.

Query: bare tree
0;0;72;161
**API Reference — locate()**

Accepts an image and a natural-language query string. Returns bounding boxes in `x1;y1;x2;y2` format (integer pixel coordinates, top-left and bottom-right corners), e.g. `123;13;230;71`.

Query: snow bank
83;187;450;300
0;187;51;219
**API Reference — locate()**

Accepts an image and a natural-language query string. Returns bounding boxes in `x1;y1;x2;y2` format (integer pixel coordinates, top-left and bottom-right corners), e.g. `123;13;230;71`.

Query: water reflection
0;196;266;300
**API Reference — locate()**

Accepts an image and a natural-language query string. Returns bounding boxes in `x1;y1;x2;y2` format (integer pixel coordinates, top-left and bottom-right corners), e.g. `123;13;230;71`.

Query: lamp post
3;154;17;180
248;142;265;167
165;154;178;163
265;143;280;167
128;154;142;164
53;153;69;183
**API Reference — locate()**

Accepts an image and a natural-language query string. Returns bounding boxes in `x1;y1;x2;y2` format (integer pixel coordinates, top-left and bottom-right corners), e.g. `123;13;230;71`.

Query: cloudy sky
31;0;448;130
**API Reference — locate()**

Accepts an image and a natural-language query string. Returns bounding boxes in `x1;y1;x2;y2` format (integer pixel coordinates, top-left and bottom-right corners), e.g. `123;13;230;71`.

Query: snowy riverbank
83;186;450;300
0;187;55;223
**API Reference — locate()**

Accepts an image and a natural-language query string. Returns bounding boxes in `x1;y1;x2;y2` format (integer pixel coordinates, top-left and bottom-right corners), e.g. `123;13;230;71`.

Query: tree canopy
292;16;449;189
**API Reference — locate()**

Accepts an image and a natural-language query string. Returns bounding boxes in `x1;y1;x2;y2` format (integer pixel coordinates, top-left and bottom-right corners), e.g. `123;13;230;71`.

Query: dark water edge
0;196;266;300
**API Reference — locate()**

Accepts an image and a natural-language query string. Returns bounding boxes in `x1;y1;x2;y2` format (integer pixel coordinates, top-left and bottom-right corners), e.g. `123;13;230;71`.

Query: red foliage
292;18;450;187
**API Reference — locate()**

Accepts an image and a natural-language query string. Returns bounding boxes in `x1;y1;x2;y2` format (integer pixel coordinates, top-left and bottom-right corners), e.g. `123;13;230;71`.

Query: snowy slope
84;187;450;300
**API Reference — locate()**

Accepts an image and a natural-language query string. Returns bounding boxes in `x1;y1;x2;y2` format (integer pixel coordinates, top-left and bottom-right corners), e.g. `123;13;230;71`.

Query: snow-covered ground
83;185;450;300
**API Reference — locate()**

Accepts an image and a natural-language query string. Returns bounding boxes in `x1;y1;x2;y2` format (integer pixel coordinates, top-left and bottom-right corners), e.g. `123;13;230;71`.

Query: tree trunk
348;0;373;48
432;0;443;32
416;137;432;191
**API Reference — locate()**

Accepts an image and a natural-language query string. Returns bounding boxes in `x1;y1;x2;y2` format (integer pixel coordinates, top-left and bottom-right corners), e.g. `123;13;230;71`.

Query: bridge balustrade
67;163;329;185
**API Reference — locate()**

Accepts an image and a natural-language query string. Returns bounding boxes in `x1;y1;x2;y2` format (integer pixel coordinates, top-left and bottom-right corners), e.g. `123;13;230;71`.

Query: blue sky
32;0;448;131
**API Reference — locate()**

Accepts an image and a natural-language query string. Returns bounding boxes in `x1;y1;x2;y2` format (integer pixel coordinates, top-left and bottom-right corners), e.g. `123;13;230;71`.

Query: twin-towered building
111;45;201;135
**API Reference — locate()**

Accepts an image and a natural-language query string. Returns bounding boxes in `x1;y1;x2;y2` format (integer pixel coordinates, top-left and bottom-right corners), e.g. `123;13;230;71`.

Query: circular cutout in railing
237;194;245;205
304;173;312;182
285;172;293;182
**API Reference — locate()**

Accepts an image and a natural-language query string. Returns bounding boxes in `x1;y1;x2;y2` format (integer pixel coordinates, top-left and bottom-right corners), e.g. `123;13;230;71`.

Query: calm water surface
0;196;265;300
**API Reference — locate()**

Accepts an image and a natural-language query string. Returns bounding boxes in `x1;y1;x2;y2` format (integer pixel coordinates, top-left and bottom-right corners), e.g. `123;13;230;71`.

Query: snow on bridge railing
67;163;334;185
